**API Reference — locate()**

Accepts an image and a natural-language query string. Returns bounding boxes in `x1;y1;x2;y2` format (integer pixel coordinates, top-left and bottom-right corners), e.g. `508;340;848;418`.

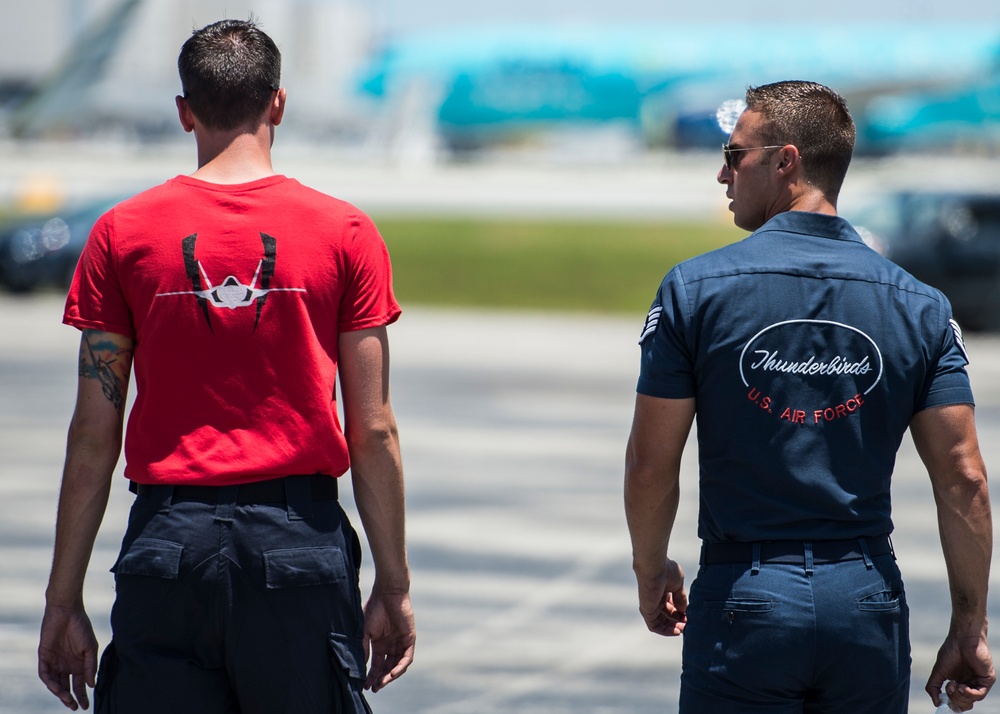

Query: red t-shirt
64;175;401;485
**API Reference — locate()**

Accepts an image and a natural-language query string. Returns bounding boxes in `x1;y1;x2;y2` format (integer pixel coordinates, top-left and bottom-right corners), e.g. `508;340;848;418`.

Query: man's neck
190;124;277;185
784;180;839;218
787;194;838;217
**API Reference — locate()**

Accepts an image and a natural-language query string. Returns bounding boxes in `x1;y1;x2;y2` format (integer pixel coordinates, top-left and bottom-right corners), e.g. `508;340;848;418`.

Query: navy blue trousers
94;477;371;713
680;549;910;713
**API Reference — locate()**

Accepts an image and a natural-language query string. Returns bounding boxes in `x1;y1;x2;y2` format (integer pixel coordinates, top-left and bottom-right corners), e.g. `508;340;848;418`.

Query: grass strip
374;216;744;314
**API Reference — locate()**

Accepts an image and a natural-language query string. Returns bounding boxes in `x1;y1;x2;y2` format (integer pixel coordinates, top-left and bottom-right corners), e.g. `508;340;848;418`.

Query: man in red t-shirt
38;19;414;713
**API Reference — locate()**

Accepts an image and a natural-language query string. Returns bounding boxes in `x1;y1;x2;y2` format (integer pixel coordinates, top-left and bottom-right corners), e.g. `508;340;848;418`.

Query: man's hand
635;558;687;637
38;602;98;711
926;634;995;712
363;590;416;692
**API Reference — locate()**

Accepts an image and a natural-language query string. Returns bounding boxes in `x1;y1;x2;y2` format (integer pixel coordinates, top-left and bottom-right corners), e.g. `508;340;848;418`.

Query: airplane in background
5;7;1000;159
861;77;1000;152
354;23;1000;156
3;0;144;139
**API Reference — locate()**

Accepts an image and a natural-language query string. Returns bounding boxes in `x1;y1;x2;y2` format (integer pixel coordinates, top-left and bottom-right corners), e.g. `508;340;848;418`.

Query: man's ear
270;87;286;127
175;96;196;133
775;145;800;176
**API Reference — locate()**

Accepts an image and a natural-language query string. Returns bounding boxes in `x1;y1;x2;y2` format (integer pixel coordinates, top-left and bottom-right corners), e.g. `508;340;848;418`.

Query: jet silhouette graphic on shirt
156;232;305;332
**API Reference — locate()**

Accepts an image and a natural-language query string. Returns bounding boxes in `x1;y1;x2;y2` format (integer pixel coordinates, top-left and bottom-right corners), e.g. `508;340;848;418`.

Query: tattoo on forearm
79;334;128;413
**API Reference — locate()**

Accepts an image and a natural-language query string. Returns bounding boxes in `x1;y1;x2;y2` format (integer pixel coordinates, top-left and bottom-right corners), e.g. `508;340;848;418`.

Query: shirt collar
755;211;863;244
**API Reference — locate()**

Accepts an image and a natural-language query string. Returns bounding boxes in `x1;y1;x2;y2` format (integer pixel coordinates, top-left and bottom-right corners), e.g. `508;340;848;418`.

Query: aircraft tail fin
9;0;144;138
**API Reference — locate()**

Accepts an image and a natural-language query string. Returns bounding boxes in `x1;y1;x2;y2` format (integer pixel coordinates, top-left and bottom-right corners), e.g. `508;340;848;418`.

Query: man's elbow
934;459;990;499
932;463;992;528
66;413;122;457
960;469;991;512
625;459;680;503
625;442;679;490
346;421;400;456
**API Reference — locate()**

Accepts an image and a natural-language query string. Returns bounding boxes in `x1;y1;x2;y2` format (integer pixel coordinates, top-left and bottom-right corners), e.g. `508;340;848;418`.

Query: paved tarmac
2;293;1000;713
3;138;999;220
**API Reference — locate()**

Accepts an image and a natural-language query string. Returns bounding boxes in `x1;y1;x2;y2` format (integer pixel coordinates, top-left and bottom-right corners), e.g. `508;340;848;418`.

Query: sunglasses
722;144;786;170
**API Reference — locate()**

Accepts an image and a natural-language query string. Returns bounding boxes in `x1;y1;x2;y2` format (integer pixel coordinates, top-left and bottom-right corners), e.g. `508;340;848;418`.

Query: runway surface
2;139;999;220
2;293;1000;713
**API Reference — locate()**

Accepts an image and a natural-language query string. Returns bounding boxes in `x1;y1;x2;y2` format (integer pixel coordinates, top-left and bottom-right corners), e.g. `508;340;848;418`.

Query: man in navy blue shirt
625;81;994;712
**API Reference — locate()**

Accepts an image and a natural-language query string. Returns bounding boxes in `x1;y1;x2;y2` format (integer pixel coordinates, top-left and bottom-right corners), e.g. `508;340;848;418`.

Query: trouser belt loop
751;543;761;575
159;486;175;515
285;475;314;521
859;537;874;569
888;534;897;560
804;542;814;576
213;486;239;524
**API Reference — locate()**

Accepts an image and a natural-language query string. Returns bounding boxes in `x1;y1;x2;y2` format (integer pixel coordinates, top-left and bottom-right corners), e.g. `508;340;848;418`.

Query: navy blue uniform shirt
638;211;973;543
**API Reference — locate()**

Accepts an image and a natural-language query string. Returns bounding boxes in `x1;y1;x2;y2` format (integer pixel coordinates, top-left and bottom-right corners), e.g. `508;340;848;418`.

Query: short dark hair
177;18;281;132
745;81;855;198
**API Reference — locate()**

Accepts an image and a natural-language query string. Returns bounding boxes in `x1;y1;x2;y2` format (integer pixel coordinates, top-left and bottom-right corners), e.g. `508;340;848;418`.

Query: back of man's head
178;18;281;132
745;80;855;199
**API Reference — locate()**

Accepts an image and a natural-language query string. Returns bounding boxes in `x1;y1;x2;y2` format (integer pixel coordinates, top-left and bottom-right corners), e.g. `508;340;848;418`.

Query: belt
700;535;893;566
129;474;338;504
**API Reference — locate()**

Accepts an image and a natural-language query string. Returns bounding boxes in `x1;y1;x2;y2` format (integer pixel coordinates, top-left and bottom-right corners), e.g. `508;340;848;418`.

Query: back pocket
701;598;774;614
112;538;183;579
857;589;903;612
264;546;347;588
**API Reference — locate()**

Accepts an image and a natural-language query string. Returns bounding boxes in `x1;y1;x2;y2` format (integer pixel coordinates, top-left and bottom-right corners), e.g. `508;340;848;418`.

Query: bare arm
338;326;414;693
911;404;994;711
39;329;133;711
624;394;695;636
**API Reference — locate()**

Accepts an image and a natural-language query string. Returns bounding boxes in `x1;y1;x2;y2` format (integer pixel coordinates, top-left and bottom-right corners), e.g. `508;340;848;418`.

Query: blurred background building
3;0;1000;157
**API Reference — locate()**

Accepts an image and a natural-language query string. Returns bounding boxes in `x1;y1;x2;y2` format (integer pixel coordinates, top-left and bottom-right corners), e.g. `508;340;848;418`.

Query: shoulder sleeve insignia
949;318;970;364
638;305;662;345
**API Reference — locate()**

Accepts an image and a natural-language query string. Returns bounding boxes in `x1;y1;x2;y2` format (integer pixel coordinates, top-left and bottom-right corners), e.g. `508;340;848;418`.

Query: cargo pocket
112;538;183;579
93;641;118;714
264;546;347;588
329;633;372;714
